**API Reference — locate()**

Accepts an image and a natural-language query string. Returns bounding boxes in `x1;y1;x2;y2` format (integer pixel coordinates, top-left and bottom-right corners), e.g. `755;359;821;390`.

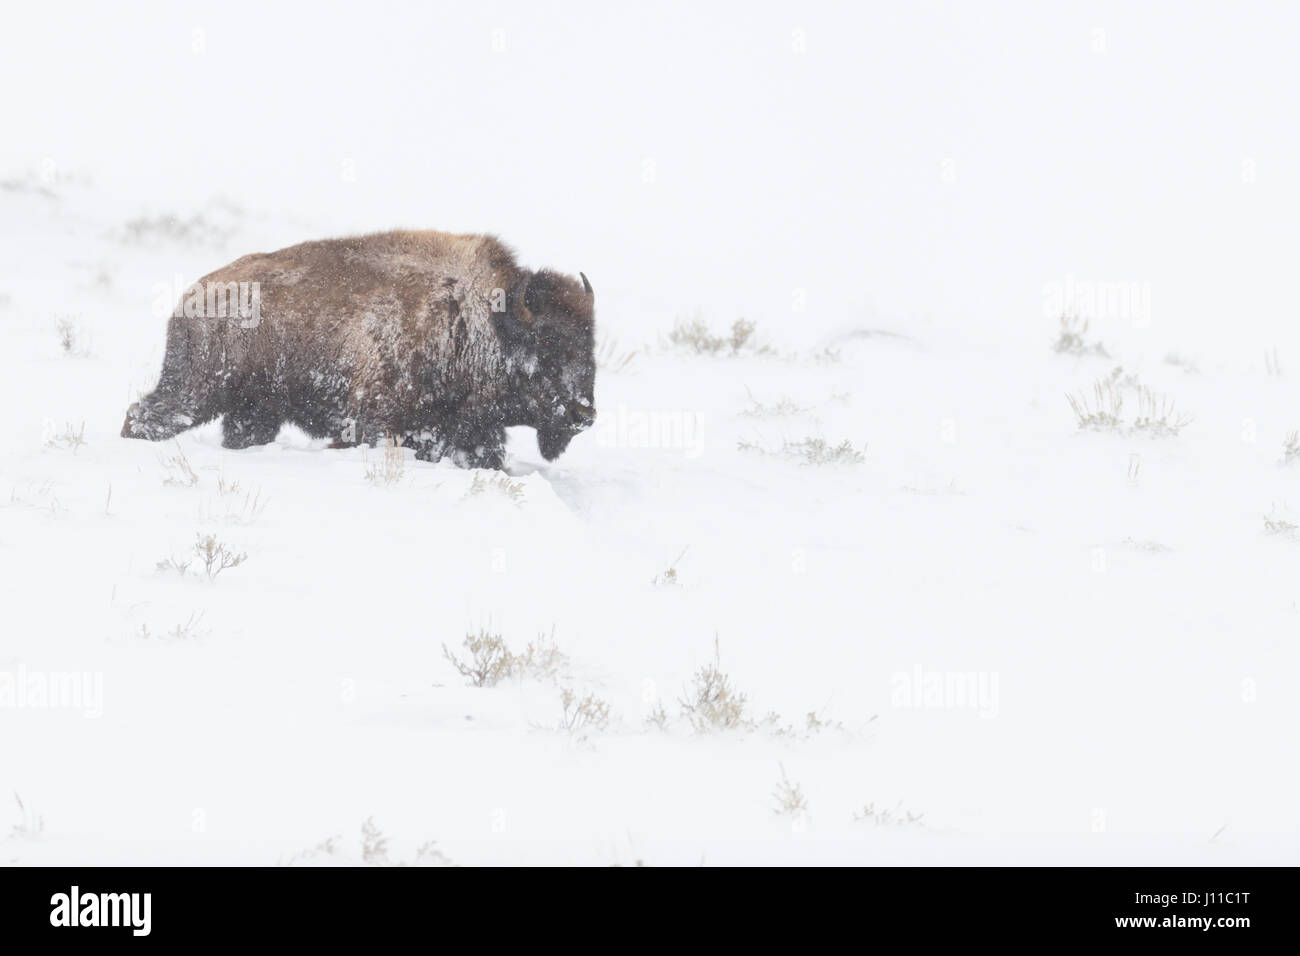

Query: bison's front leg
441;421;507;471
453;442;505;471
221;410;283;449
403;428;451;464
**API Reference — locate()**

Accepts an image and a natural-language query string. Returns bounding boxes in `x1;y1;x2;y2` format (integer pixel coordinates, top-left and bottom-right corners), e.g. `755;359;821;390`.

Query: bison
121;230;596;469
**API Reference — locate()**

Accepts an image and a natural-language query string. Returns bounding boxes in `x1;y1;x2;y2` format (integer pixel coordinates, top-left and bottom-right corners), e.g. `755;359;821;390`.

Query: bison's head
495;269;596;461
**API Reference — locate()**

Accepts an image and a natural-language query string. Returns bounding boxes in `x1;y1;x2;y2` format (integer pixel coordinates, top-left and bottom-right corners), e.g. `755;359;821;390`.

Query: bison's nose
568;401;596;429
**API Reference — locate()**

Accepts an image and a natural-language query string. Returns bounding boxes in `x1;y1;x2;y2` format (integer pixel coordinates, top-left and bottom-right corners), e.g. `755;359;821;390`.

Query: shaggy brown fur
122;230;597;468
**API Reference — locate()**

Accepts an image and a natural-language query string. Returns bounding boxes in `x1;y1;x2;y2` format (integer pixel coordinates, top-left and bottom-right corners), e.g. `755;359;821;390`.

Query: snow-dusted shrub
1120;537;1171;553
442;629;513;687
1282;431;1300;466
1164;351;1199;374
557;687;611;735
442;629;567;687
55;316;88;356
156;533;247;580
283;819;452;867
643;702;670;731
739;436;866;465
678;647;749;733
784;437;866;465
1102;364;1142;390
359;816;390;865
760;710;846;739
135;611;205;642
121;210;236;248
739;387;812;420
668;316;765;356
193;533;247;579
1265;346;1283;378
1053;313;1107;356
512;632;567;680
279;836;339;867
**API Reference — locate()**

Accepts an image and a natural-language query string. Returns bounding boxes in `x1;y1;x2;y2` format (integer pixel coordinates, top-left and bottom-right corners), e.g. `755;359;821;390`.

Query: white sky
4;1;1299;356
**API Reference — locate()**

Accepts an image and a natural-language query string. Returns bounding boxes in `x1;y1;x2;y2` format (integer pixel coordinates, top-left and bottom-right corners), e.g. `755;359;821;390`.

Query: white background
1;1;1297;864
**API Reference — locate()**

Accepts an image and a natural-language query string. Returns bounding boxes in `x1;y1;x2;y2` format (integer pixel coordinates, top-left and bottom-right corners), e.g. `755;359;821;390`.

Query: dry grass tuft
465;471;525;503
596;334;638;373
772;764;810;819
853;800;926;828
651;546;689;588
739;387;813;420
363;436;407;486
10;792;45;839
136;611;206;642
1263;505;1299;538
43;421;87;453
1067;382;1191;437
161;440;199;486
643;702;670;731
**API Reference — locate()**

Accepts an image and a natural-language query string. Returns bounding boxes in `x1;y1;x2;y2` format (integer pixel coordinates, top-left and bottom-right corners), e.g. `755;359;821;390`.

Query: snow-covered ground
3;2;1299;865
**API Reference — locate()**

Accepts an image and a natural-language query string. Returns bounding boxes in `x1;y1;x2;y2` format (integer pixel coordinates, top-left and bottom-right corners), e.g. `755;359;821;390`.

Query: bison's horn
580;272;593;296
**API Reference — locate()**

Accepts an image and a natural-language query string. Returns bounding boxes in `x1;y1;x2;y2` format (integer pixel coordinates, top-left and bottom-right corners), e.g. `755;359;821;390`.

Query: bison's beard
537;425;578;461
